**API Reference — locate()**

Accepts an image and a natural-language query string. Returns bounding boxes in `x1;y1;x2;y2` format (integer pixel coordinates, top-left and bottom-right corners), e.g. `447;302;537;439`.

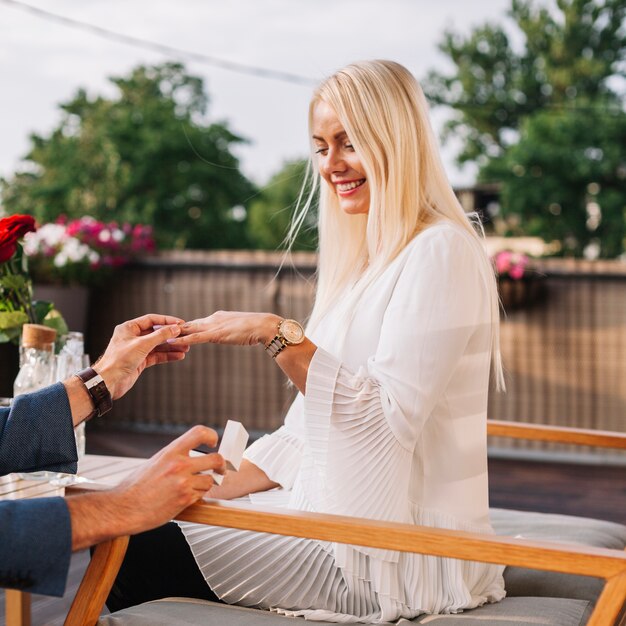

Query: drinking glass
73;354;90;459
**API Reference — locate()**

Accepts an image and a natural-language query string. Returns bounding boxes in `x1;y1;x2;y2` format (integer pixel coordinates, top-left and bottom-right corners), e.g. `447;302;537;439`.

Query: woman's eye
345;143;354;151
315;147;328;155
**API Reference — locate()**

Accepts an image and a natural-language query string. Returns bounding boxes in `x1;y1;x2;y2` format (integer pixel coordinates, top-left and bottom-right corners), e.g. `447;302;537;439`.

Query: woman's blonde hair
288;60;504;388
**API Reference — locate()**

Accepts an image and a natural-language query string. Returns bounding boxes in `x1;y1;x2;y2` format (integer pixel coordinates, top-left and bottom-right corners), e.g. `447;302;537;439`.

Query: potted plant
23;216;155;332
0;214;68;395
493;250;545;311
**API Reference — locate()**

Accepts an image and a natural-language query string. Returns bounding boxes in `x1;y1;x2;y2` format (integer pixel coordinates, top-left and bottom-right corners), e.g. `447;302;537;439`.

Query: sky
0;0;513;190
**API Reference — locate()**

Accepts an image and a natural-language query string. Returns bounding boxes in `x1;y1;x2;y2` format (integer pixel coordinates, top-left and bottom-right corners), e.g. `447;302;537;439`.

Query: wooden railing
86;251;626;459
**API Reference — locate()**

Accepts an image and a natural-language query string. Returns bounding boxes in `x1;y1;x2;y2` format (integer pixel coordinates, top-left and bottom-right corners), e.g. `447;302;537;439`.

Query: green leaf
32;299;54;324
0;274;27;291
43;308;69;341
0;310;28;331
0;327;21;343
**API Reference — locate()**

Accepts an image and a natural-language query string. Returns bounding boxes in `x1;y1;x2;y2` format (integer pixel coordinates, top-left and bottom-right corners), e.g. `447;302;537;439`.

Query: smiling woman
312;101;370;215
106;60;506;624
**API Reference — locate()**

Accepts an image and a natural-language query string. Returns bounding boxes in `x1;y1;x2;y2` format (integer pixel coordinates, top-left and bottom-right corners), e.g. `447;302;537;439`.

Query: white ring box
190;420;249;485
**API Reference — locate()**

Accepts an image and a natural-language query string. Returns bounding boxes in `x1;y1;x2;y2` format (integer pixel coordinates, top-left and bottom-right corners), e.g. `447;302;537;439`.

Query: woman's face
312;101;370;215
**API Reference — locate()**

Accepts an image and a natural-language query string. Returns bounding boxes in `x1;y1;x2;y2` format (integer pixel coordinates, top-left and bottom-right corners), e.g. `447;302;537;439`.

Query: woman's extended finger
131;313;186;332
178;320;209;336
166;331;216;346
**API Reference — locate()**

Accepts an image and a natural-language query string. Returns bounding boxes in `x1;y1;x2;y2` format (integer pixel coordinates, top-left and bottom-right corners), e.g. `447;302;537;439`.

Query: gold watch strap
265;336;287;358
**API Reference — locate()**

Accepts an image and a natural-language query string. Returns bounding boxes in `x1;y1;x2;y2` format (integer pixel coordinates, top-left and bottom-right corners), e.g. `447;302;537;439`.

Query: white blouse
180;221;506;622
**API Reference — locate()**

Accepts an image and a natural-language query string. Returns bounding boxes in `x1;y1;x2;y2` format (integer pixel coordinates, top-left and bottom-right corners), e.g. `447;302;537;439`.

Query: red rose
0;214;36;263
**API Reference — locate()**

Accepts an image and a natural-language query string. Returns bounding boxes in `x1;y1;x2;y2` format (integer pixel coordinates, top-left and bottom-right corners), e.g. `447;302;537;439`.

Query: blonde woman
107;60;506;622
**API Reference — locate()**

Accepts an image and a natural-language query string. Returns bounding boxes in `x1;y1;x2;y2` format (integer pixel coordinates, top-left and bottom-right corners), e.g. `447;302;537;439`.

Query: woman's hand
173;310;318;395
172;311;282;347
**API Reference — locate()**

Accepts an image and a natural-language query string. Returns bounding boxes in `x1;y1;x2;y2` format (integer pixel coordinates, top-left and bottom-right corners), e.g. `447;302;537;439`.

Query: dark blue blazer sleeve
0;383;78;476
0;497;72;596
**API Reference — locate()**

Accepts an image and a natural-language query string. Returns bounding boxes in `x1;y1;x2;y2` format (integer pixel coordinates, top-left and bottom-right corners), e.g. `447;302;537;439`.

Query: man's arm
0;315;188;476
0;498;72;597
0;384;77;475
66;425;225;551
0;426;225;597
65;314;189;427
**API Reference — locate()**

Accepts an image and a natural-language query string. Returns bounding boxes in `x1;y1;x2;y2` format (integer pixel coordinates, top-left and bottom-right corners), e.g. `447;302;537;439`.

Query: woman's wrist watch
265;318;305;358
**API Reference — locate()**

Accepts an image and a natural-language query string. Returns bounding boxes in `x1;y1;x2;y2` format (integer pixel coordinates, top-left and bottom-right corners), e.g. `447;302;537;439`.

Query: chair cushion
410;597;592;625
98;599;364;625
410;598;592;626
99;597;593;626
99;509;624;625
491;508;626;603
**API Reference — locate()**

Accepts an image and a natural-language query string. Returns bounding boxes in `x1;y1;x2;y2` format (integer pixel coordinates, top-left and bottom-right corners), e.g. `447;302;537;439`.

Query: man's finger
188;452;226;475
191;474;217;493
153;343;190;353
145;351;186;368
169;425;219;452
136;324;183;353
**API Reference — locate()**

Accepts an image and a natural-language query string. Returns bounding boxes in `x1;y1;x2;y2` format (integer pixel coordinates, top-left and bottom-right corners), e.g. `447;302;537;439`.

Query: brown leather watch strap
75;367;113;418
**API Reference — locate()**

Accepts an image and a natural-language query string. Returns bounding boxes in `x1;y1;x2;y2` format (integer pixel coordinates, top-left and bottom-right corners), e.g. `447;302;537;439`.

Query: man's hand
67;426;225;551
93;313;189;400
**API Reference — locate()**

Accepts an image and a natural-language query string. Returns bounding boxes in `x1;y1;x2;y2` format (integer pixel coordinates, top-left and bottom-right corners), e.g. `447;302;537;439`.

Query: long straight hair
287;60;504;389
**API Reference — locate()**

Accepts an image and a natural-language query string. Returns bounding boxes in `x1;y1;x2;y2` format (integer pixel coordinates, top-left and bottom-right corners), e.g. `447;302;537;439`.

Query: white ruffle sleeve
243;424;305;489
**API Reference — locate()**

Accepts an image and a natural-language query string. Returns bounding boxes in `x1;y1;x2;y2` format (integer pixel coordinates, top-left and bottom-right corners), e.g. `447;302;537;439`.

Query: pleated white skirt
178;520;383;623
178;493;505;624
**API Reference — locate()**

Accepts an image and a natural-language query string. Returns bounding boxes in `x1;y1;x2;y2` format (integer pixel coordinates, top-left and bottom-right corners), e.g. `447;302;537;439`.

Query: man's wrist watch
75;367;113;418
265;318;305;358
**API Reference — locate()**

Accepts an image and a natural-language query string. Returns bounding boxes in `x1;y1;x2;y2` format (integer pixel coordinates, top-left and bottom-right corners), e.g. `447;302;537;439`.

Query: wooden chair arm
64;535;129;626
65;499;626;626
177;499;626;578
176;500;626;626
488;419;626;449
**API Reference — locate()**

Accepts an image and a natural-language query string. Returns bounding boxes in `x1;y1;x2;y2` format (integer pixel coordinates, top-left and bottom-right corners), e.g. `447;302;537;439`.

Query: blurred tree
247;159;318;250
0;62;256;249
482;104;626;257
425;0;626;256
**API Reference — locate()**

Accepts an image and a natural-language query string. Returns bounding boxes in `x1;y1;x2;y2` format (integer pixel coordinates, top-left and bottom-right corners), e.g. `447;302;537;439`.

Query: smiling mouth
336;179;366;193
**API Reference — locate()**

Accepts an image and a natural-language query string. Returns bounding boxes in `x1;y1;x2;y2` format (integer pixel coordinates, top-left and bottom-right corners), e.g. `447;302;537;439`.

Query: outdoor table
1;454;146;626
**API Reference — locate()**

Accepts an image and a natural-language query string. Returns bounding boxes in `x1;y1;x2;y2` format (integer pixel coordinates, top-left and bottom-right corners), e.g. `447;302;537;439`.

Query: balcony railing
87;251;626;461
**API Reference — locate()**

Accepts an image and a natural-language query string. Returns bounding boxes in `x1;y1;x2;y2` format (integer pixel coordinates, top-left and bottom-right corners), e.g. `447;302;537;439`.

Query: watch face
280;319;305;344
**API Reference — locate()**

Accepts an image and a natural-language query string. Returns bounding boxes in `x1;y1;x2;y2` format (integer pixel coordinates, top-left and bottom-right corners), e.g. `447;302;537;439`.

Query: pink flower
509;266;524;280
495;251;512;274
493;250;530;280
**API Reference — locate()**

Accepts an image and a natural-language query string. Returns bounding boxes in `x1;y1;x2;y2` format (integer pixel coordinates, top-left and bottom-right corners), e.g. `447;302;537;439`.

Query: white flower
52;236;94;267
23;223;68;255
